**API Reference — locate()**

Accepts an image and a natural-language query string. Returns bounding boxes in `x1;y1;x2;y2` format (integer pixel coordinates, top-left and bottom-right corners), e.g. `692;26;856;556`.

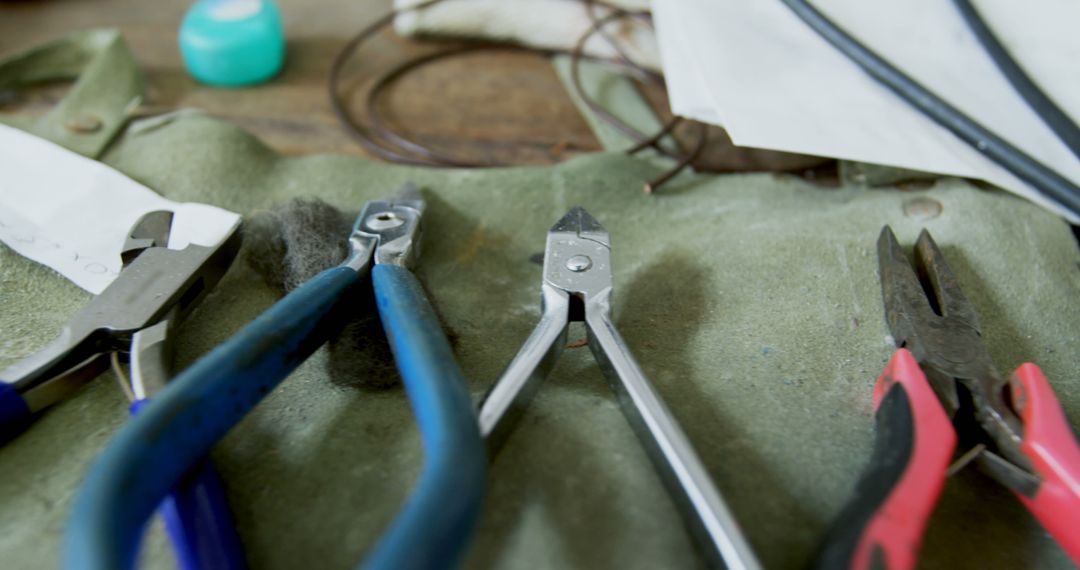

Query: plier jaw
0;210;241;419
121;210;174;266
542;207;613;320
877;226;1025;467
346;183;425;270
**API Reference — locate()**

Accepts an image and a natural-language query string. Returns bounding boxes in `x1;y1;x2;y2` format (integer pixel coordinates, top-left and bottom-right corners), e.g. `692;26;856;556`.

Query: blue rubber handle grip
129;399;247;570
65;265;363;570
0;382;32;444
160;459;247;570
363;264;486;570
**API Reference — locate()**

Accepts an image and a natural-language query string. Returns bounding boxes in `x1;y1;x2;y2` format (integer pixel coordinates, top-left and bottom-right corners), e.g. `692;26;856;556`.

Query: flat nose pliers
64;186;486;570
816;226;1080;569
478;208;761;570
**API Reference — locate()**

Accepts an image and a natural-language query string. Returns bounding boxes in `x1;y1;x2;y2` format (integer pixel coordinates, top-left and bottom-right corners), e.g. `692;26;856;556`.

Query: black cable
952;0;1080;161
779;0;1080;219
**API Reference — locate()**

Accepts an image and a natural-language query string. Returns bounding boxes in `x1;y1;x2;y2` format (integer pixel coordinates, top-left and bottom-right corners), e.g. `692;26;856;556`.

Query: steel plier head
0;210;242;441
878;226;1026;468
343;183;425;270
816;226;1080;570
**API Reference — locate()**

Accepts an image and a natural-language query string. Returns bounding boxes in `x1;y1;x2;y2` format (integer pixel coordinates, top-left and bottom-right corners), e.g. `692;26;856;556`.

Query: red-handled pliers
815;226;1080;570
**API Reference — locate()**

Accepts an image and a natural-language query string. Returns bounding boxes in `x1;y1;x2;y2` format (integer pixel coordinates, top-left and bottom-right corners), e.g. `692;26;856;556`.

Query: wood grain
0;0;827;171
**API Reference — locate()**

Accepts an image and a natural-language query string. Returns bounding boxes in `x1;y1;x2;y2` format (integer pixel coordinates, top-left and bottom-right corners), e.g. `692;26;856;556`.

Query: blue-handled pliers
1;209;247;570
64;185;487;570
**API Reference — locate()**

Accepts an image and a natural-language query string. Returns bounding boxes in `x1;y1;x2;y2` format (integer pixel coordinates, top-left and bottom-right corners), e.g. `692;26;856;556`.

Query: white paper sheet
0;123;241;294
653;0;724;126
655;0;1080;222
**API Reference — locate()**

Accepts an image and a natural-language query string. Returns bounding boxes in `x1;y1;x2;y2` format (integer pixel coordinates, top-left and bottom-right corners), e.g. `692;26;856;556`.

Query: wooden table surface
0;0;824;177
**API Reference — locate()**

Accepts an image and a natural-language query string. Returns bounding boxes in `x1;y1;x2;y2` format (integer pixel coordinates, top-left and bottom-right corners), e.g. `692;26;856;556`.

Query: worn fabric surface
2;32;1080;570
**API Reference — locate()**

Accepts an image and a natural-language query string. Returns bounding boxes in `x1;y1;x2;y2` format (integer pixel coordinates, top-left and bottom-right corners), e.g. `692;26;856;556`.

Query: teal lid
179;0;285;87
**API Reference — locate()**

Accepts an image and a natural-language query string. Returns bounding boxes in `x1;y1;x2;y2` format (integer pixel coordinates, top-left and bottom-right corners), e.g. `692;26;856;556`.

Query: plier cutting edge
64;185;486;570
1;210;247;570
479;208;761;570
816;226;1080;569
0;210;240;439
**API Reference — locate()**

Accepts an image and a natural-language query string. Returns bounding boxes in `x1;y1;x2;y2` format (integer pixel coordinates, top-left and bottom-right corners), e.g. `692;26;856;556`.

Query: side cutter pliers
816;226;1080;570
478;207;762;570
64;185;486;570
0;210;240;441
1;210;247;570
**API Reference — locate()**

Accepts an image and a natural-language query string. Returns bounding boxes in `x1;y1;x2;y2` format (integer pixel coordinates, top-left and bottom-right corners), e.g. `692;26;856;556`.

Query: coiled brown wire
327;0;707;192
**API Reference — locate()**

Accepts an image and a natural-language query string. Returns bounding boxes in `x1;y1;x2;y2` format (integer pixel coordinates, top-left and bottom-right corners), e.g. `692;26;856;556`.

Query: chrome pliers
65;186;486;570
1;210;246;570
816;226;1080;569
0;210;240;440
478;208;761;570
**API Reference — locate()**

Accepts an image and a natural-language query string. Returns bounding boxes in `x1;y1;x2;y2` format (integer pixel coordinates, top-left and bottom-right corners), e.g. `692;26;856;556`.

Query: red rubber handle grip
1010;363;1080;564
815;349;956;570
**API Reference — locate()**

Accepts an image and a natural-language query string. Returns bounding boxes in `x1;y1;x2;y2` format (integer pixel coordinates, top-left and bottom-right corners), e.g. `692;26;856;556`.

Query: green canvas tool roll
1;31;1078;570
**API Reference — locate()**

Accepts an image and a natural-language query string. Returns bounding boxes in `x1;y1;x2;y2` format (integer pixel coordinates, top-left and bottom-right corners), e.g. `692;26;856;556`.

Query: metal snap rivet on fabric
902;196;943;221
566;255;592;272
64;113;103;134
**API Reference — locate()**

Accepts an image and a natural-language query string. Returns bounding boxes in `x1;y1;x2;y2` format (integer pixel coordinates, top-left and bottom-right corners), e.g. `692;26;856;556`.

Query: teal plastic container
179;0;285;87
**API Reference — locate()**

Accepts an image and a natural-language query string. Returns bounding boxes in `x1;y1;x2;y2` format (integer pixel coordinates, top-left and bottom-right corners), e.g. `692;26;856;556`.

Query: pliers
0;210;240;440
0;210;246;570
478;208;762;570
816;226;1080;569
65;185;486;570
